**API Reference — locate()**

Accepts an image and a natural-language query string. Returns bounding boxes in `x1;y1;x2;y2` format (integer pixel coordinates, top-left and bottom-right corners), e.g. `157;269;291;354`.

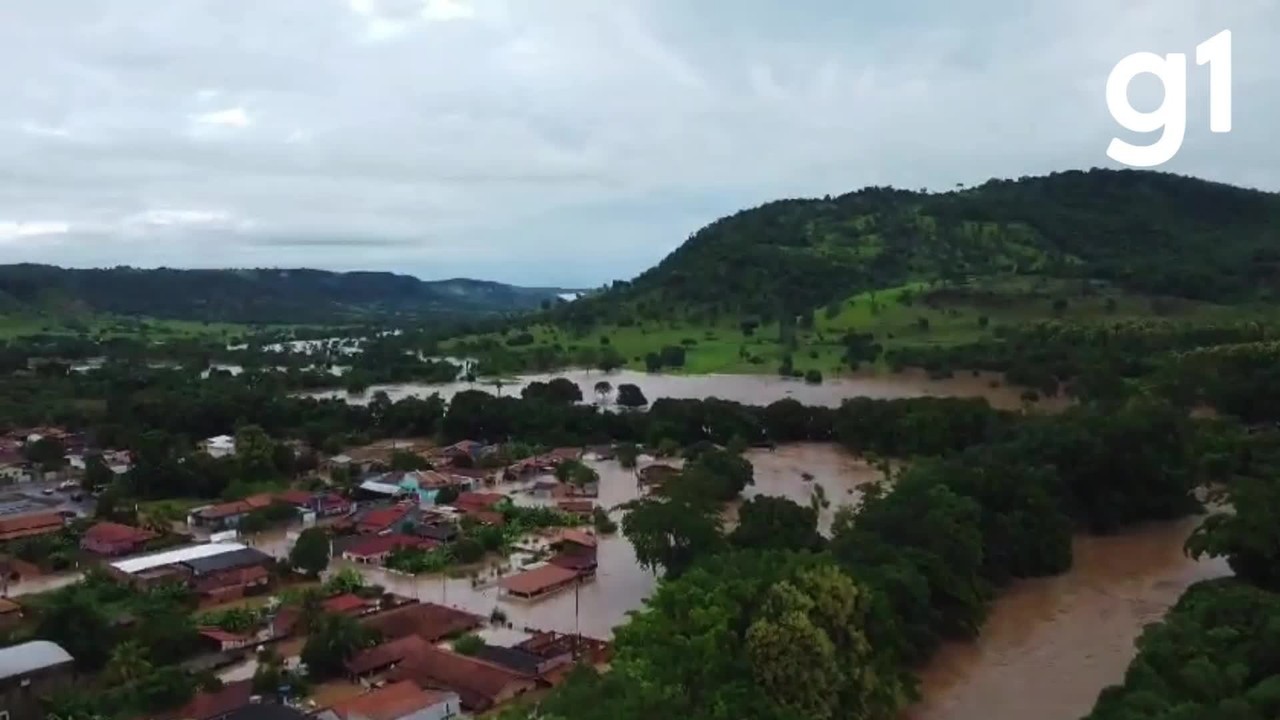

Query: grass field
444;276;1265;376
0;313;304;341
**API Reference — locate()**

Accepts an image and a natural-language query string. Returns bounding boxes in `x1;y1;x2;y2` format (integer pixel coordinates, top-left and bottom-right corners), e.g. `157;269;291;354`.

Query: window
1;709;11;720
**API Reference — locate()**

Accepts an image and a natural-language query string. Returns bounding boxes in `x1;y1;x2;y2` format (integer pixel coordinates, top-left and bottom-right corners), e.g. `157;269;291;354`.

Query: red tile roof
162;679;252;720
275;489;315;507
390;645;533;712
198;627;251;644
452;492;505;511
499;564;580;596
551;528;598;549
322;593;370;615
555;500;595;514
82;522;157;546
326;680;452;720
361;602;483;643
357;507;410;534
345;635;432;676
343;533;426;559
0;512;64;540
197;494;275;520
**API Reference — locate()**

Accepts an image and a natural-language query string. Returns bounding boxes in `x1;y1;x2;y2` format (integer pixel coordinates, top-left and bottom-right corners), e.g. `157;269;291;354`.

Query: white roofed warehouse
0;640;74;719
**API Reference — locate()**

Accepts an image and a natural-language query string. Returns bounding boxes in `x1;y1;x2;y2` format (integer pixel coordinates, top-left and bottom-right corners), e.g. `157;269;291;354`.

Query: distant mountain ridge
0;264;581;324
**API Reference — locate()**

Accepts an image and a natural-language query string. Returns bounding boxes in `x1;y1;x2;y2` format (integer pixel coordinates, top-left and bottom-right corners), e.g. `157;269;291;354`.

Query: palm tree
104;641;152;686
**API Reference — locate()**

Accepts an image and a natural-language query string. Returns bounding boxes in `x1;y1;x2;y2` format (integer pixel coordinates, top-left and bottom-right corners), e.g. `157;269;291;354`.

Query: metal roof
110;541;249;574
182;547;272;576
0;640;73;679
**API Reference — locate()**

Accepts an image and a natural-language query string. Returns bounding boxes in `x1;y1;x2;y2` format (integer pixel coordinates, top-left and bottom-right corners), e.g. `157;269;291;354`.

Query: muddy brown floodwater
300;368;1059;412
907;517;1230;720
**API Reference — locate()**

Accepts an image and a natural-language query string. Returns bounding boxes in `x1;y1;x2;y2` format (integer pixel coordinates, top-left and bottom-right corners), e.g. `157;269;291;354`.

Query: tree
593;380;613;405
36;588;114;670
235;424;276;482
103;641;153;687
83;453;114;492
621;497;723;577
300;613;377;680
451;633;485;656
616;384;648;408
730;496;823;552
435;485;460;505
615;442;639;469
555;460;600;488
290;527;331;578
1187;476;1280;590
453;537;484;564
389;450;428;471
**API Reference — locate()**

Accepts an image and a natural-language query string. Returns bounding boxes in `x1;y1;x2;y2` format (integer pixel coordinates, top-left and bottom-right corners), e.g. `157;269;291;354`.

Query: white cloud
18;122;71;138
0;221;71;242
421;0;474;23
191;107;251;129
126;209;236;227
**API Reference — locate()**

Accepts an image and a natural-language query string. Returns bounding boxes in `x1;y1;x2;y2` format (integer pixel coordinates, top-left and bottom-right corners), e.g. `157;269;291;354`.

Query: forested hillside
0;264;574;324
555;168;1280;326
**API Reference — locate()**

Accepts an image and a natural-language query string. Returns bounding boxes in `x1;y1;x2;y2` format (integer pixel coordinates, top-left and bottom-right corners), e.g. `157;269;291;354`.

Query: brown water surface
300;368;1055;412
907;517;1230;720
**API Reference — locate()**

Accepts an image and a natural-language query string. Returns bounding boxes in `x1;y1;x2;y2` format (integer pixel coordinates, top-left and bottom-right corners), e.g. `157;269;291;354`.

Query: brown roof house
345;635;433;679
361;602;483;644
320;680;459;720
389;645;537;713
499;564;581;601
80;522;158;556
0;512;65;542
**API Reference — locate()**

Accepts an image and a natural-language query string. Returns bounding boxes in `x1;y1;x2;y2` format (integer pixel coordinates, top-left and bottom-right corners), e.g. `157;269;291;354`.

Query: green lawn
444;276;1264;376
0;313;309;341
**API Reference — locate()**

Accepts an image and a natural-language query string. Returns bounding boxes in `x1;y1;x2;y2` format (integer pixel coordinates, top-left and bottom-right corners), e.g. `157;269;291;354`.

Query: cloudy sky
1;0;1277;287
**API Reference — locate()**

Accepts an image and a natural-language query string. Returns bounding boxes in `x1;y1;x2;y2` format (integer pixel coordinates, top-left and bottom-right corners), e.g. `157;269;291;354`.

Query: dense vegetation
0;264;574;324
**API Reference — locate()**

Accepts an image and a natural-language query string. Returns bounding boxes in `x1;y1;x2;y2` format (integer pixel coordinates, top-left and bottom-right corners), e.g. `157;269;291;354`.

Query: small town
0;426;627;720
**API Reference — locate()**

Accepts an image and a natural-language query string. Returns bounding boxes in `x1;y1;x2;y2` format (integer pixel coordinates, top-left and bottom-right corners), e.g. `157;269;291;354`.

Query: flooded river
299;368;1055;412
907;517;1229;720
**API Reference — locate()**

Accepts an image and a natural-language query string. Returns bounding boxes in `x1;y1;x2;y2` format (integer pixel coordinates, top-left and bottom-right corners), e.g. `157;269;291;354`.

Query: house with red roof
388;644;537;713
322;593;374;617
341;534;431;564
321;680;460;720
0;512;65;542
80;522;158;556
450;492;505;514
354;504;415;535
198;627;254;652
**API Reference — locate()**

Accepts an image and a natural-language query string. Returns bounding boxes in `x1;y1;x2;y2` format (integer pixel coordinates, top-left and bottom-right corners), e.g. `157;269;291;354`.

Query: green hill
0;264;579;326
446;169;1280;375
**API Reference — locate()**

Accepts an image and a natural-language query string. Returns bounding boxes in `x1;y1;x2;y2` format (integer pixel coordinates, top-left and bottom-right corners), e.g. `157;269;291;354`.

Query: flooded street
907;517;1230;720
299;368;1051;411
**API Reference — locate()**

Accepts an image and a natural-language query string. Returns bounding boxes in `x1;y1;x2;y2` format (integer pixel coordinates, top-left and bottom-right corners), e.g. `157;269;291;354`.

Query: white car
57;480;79;491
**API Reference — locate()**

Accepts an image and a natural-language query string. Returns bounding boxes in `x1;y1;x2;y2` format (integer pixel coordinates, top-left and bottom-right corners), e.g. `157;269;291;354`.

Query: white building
200;435;237;458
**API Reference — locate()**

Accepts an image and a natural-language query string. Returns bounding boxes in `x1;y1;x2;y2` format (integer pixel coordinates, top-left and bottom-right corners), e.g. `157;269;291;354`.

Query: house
389;645;537;713
193;565;272;606
345;635;433;679
516;631;613;668
499;564;582;601
0;512;65;542
547;529;599;578
198;627;254;652
449;492;505;515
0;451;26;483
275;489;317;511
0;640;75;720
439;440;483;464
322;593;374;617
320;680;461;720
224;705;313;720
188;494;276;529
200;434;237;458
109;542;273;602
355;504;415;535
636;463;681;487
474;643;572;679
413;523;458;544
342;534;431;564
160;678;253;720
80;521;158;556
361;602;484;644
467;510;506;527
317;493;354;517
554;500;595;520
